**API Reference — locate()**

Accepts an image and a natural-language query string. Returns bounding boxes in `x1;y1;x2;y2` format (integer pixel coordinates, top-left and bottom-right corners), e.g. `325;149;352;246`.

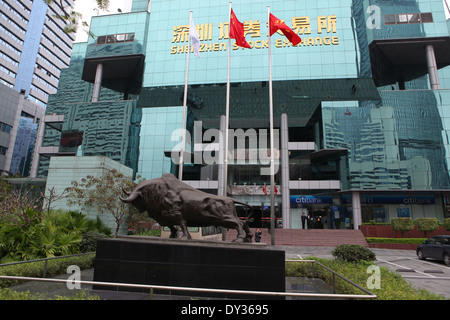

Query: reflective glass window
420;12;433;23
383;15;396;25
97;36;106;44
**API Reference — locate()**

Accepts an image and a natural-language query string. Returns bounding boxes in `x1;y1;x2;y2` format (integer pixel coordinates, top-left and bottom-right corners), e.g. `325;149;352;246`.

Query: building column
425;45;440;90
92;63;103;102
30;114;64;177
281;113;291;229
29;118;46;178
3;93;25;173
352;191;362;230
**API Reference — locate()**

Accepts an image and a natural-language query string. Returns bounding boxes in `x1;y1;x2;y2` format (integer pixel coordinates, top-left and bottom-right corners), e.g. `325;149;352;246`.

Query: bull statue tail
232;200;254;224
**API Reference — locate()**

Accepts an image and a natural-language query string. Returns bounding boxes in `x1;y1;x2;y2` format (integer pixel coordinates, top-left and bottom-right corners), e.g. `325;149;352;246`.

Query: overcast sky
73;0;133;42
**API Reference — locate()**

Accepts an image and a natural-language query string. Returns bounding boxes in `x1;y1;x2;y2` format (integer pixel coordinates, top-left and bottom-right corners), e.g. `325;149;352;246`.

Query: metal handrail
0;252;95;267
0;252;95;278
286;259;376;297
0;259;377;300
0;275;376;299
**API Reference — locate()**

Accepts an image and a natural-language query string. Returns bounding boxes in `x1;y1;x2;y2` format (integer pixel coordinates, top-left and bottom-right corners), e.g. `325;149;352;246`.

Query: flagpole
219;2;232;241
268;5;275;246
178;10;192;181
223;2;232;196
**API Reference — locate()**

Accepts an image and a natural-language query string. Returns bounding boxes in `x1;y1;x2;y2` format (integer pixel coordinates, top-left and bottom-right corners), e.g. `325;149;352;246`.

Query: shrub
414;218;440;238
390;218;414;238
331;244;376;263
443;218;450;231
0;210;111;262
0;288;100;300
0;254;95;288
79;232;110;252
0;288;46;300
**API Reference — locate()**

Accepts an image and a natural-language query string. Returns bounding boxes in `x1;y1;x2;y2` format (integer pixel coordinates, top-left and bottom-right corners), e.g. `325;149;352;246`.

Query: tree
44;0;110;38
126;210;159;235
0;189;43;232
0;177;13;202
41;186;68;214
390;217;414;238
65;169;139;237
414;218;440;238
0;189;43;260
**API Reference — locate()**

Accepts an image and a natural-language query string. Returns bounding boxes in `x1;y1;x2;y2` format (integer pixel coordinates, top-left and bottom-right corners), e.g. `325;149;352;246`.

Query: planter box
93;237;286;299
360;225;450;238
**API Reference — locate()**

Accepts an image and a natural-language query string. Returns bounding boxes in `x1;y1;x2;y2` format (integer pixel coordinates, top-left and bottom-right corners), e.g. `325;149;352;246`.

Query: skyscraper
0;0;75;106
0;0;75;176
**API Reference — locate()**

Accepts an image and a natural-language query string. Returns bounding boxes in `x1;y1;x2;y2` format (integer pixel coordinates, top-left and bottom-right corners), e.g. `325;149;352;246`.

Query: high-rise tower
0;0;75;106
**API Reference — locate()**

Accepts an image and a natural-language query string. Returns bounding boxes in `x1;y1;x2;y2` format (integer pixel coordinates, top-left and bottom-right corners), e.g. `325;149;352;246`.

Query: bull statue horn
119;188;139;203
122;187;131;196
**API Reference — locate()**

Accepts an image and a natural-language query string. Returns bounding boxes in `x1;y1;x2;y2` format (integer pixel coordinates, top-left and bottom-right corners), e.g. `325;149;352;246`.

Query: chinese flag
269;13;301;46
229;9;251;49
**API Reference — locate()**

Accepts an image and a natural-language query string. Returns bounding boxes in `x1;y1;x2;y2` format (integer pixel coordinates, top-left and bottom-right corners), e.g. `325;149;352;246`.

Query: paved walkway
8;245;450;300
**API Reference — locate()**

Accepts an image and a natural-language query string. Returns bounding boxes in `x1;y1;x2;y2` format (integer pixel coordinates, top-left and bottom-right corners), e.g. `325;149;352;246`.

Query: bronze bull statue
120;174;253;243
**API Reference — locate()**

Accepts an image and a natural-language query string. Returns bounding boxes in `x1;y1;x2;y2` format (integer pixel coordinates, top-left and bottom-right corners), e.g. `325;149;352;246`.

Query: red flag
269;13;301;46
229;9;251;49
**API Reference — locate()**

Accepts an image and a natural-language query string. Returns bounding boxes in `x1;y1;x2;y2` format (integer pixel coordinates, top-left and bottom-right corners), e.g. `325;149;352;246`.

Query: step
226;229;368;247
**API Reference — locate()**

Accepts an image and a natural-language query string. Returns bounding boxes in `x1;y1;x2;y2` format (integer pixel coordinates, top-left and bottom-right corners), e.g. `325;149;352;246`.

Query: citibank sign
342;195;435;205
290;195;333;205
292;195;436;206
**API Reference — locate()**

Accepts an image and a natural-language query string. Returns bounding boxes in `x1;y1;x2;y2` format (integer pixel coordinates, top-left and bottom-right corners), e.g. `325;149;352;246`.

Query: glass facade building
36;0;450;230
0;83;44;176
0;0;76;175
0;0;75;106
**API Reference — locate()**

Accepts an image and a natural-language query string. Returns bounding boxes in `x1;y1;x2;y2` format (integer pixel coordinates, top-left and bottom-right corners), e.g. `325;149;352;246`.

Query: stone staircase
226;228;368;247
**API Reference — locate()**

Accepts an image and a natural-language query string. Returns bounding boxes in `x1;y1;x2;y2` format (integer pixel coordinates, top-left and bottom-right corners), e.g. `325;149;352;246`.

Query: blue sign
342;195;435;205
397;208;410;217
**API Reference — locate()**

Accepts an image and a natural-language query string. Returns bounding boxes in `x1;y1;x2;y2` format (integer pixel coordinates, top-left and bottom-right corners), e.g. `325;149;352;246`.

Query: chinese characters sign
171;15;339;55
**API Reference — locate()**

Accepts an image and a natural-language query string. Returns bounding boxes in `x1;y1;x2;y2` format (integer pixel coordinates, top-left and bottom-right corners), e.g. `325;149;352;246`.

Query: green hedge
361;221;390;226
0;254;95;288
0;288;99;300
443;218;450;231
366;237;426;244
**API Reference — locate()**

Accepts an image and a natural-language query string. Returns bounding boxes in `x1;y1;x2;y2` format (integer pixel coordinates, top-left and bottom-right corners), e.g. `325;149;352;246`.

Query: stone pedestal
93;237;285;299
